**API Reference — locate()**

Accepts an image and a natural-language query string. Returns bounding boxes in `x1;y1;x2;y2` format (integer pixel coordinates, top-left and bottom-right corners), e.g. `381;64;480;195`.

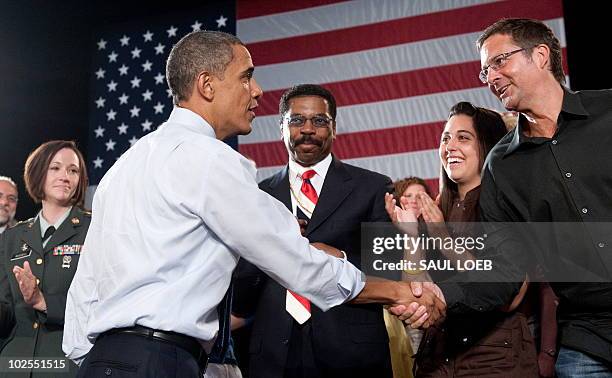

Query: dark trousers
282;320;390;378
76;332;201;378
284;321;321;378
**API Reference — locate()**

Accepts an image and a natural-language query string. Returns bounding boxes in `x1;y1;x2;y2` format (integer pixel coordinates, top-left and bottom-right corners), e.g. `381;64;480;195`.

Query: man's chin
227;124;252;139
295;155;319;167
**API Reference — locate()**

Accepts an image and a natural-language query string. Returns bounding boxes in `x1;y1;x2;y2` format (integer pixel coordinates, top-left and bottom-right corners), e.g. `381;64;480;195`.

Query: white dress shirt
288;154;331;217
63;107;365;363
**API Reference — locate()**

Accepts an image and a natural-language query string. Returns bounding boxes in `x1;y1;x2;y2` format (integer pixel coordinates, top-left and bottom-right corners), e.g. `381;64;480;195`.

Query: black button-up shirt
479;87;612;363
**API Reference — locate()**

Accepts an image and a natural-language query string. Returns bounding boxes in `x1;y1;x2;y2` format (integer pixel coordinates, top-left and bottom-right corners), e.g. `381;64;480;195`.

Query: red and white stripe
237;0;567;195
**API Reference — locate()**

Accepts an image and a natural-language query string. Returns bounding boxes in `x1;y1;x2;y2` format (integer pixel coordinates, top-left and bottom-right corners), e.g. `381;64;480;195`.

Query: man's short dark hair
279;84;337;120
476;18;565;84
166;31;244;105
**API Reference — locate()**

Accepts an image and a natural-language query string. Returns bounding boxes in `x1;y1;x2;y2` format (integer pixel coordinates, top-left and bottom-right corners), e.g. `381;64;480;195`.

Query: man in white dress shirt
63;31;445;377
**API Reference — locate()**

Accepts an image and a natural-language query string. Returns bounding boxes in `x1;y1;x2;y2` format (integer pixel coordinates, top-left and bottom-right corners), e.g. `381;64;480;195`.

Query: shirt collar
288;153;333;181
167;107;217;139
463;185;481;204
504;86;589;157
560;87;589;117
38;206;72;239
0;225;6;234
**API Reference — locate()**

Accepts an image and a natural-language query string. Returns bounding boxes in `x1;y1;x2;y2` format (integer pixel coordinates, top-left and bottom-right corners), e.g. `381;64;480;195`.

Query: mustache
294;135;322;147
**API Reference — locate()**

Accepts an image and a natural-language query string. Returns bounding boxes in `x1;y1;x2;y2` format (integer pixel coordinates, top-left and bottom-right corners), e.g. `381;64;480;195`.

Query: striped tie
286;170;318;324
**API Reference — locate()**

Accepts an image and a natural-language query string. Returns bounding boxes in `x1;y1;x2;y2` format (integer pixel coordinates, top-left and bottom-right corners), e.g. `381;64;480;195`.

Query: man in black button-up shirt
476;18;612;376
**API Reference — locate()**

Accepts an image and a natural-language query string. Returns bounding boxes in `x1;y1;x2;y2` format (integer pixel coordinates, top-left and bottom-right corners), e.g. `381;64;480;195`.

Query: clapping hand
416;193;444;223
13;261;46;312
384;193;418;235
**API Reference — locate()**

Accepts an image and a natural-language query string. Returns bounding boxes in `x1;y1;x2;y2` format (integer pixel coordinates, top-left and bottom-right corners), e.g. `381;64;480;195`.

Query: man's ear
533;44;551;71
196;71;214;101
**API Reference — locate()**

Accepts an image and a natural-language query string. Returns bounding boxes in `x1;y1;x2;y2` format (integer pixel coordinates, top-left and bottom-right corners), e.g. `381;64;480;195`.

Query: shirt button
598;242;606;248
581;208;588;214
551;140;558;145
33;322;39;329
565;172;572;178
105;367;112;376
36;258;43;265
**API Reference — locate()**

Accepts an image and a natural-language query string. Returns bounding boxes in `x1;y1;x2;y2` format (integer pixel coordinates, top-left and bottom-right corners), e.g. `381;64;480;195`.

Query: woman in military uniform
0;140;89;377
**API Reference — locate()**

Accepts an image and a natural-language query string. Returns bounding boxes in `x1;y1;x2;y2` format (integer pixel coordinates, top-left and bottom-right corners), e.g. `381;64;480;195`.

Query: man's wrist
392;281;407;304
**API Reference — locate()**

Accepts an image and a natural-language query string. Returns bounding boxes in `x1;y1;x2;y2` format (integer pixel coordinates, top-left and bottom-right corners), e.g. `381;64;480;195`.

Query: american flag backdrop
236;0;568;195
86;4;235;188
87;0;567;197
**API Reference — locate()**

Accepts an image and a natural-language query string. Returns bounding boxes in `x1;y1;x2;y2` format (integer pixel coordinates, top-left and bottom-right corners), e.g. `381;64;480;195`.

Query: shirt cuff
334;258;366;304
314;257;365;311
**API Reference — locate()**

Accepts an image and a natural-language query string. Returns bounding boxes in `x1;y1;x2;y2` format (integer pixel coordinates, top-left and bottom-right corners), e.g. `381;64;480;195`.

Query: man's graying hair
166;31;244;105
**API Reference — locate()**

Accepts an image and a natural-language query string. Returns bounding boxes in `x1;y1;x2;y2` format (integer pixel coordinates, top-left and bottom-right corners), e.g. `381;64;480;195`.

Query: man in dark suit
234;84;394;378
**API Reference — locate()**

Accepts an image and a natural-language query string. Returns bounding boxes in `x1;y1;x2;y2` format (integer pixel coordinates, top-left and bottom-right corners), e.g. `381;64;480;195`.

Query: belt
100;325;208;373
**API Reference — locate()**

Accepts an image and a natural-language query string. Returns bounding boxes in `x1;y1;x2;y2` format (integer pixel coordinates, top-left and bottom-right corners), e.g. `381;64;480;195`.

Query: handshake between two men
311;242;446;329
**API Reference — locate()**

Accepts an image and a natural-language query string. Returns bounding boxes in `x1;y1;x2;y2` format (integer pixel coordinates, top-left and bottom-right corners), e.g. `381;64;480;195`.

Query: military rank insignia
52;244;82;256
10;243;31;260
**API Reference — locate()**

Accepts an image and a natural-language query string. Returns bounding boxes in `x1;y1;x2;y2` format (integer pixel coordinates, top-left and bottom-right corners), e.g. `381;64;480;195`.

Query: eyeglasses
478;48;527;84
285;115;333;128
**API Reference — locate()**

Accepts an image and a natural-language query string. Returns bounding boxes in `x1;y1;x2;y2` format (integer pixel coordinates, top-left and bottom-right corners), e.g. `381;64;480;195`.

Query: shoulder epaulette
10;218;35;229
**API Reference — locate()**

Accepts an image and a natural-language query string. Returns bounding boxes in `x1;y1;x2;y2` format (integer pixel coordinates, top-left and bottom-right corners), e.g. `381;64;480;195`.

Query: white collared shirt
288;154;332;217
63;108;364;363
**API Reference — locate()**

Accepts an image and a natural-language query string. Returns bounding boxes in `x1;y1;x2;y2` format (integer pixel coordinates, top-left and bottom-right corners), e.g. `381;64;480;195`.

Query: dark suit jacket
0;207;90;377
234;157;393;378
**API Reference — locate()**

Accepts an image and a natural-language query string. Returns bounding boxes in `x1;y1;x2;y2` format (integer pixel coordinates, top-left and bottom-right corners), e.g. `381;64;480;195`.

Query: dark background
0;1;608;220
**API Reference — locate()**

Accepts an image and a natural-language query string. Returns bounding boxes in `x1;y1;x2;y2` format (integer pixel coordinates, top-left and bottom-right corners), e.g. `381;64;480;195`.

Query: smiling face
281;95;336;167
480;33;539;111
212;44;263;138
0;180;17;227
43;148;81;207
399;183;428;216
439;114;482;190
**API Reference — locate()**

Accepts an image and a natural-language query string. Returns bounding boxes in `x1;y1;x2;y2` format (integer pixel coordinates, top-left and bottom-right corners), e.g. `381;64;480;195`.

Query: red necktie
286;170;318;324
300;169;318;204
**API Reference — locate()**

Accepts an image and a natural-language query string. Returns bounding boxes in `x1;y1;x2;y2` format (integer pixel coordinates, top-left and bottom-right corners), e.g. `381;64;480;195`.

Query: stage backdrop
86;0;567;202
